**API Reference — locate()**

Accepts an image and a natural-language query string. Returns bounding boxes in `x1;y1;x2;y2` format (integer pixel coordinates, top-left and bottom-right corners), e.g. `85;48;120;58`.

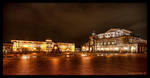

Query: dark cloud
3;3;147;47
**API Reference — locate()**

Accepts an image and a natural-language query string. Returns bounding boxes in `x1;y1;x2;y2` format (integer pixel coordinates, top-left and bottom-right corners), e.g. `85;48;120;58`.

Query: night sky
3;3;147;48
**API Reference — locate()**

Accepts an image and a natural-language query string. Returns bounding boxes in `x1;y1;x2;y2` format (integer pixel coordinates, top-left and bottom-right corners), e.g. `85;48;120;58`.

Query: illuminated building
81;28;147;53
10;39;75;52
56;43;75;52
11;39;54;52
3;43;13;54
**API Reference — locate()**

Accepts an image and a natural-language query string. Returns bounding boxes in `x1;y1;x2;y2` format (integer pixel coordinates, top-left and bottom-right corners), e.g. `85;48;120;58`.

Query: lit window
105;33;110;38
104;42;106;45
98;34;103;39
114;47;119;51
108;42;110;45
123;47;129;50
107;33;111;38
112;42;114;45
111;32;115;37
115;32;119;37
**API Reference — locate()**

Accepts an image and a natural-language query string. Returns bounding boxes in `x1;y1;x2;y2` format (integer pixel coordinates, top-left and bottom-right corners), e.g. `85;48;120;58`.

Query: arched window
105;33;110;38
111;32;116;37
108;42;110;45
107;33;111;38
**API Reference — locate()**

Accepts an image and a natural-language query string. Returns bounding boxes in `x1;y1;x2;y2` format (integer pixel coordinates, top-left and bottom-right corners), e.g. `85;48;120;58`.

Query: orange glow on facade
81;28;147;53
54;46;58;50
11;40;54;52
10;39;75;53
57;43;75;52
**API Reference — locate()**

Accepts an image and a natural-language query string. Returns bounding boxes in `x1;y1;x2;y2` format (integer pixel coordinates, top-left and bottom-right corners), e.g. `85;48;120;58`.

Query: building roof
11;40;46;43
106;28;132;33
106;28;121;32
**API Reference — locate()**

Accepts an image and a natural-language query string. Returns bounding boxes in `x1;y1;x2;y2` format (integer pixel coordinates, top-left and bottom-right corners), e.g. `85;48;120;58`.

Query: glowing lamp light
82;46;85;49
101;48;104;50
54;46;58;49
131;46;136;50
86;48;89;51
123;47;129;50
114;47;119;51
66;55;70;58
131;46;136;52
81;54;87;57
23;45;28;47
22;55;30;59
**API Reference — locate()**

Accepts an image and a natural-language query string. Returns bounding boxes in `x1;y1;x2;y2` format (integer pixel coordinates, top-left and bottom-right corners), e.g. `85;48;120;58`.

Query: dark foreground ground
3;52;147;75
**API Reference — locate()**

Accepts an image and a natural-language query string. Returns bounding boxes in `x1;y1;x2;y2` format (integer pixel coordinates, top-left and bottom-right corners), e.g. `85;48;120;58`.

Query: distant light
81;54;87;57
22;55;30;59
101;48;104;50
123;47;129;50
32;56;37;58
66;55;70;58
114;47;119;51
86;48;89;51
131;46;136;50
23;45;28;47
82;46;85;49
115;53;118;55
54;46;58;49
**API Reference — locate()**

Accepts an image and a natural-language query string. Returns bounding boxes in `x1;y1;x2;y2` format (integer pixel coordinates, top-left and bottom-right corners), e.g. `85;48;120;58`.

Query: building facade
11;39;53;52
56;43;75;52
10;39;75;53
81;28;147;53
3;43;13;54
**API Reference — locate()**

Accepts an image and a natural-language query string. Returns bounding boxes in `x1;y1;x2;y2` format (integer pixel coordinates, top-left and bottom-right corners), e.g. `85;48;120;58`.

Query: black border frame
1;0;149;78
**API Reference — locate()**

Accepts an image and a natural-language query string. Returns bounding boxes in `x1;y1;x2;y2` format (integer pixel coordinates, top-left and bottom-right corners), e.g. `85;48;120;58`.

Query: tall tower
89;30;96;52
45;38;53;52
92;30;96;36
